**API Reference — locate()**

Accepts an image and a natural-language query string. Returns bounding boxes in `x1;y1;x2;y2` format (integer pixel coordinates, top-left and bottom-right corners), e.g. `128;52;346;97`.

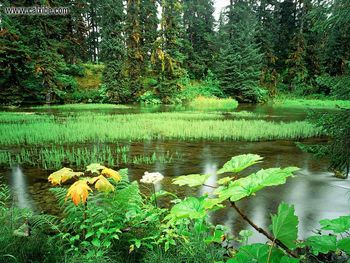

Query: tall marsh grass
189;97;238;111
272;99;350;109
31;103;131;110
0;111;320;146
0;145;181;169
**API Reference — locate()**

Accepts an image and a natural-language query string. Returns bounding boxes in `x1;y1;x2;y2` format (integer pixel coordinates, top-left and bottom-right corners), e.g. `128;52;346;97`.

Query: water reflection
9;166;33;210
0;139;349;243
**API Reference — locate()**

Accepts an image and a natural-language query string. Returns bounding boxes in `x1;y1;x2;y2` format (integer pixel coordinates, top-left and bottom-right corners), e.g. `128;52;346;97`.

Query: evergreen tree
99;0;128;102
0;0;74;105
183;0;216;79
215;1;264;102
256;0;279;96
140;0;158;68
125;0;144;97
151;0;186;103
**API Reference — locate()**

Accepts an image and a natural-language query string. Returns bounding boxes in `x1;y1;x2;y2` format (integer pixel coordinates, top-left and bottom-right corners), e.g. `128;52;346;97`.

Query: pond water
0;104;349;243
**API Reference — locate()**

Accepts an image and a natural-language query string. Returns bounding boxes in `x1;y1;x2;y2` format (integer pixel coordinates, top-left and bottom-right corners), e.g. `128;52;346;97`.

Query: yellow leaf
66;180;92;206
81;176;100;185
48;168;83;186
101;168;121;183
95;176;115;193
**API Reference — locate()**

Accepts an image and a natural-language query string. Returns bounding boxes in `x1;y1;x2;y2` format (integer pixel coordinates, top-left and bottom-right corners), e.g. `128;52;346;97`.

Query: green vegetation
0;111;320;146
298;108;350;178
1;155;349;263
2;0;349;105
74;64;104;90
0;145;182;170
273;99;350;109
31;104;131;110
189;97;238;111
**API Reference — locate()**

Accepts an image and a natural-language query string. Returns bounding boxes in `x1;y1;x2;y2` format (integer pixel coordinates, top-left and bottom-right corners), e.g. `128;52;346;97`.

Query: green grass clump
0;145;182;170
272;98;350;109
0;111;320;146
189;97;238;111
30;103;131;110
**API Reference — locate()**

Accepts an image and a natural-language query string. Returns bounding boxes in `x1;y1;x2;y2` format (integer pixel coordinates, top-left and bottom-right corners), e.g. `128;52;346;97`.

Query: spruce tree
125;0;144;97
216;1;263;102
99;0;128;102
151;0;186;103
183;0;216;79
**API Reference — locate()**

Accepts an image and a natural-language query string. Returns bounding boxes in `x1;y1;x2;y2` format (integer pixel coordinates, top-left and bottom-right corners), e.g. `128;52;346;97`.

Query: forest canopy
0;0;349;105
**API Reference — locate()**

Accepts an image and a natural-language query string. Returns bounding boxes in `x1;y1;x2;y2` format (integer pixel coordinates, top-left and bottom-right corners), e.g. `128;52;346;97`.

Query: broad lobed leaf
48;168;83;185
172;174;211;187
214;167;299;202
319;215;350;234
217;154;263;174
271;202;299;249
66;180;92;206
86;163;106;175
95;175;115;193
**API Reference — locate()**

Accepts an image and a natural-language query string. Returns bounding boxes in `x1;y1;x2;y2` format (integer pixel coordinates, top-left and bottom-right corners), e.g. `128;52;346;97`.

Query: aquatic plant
0;145;181;170
0;111;321;146
189;96;238;111
30;103;131;110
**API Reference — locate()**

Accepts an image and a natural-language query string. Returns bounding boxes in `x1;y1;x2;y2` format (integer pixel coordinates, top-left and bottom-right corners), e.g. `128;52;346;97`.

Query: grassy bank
272;98;350;109
0;111;320;146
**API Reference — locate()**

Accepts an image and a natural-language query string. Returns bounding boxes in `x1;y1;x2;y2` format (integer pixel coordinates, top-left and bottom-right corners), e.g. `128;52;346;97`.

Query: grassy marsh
0;111;320;146
272;98;350;109
0;145;181;170
189;97;238;110
30;103;131;110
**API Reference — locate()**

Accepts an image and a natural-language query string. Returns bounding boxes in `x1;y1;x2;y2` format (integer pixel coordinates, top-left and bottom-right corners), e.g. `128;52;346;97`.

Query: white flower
140;171;164;184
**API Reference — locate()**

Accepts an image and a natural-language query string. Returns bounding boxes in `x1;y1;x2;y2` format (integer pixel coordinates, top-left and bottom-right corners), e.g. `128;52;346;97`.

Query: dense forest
1;0;349;105
0;1;350;263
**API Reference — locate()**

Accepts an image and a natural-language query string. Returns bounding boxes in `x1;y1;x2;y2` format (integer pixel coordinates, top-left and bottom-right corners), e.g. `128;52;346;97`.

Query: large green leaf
166;197;207;221
306;235;337;255
319;215;350;234
214;167;299;202
271;202;299;249
226;243;285;263
338;237;350;254
217;154;263;174
172;174;211;187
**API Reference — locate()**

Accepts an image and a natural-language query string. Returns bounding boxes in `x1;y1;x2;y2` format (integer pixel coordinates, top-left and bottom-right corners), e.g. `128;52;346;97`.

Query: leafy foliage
48;168;84;186
271;203;299;249
172;174;211;187
305;235;338;256
217;154;263;174
320;216;350;234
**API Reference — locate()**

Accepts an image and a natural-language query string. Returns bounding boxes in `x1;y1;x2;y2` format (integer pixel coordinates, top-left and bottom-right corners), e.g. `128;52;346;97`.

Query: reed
30;103;131;110
0;145;182;170
0;111;321;146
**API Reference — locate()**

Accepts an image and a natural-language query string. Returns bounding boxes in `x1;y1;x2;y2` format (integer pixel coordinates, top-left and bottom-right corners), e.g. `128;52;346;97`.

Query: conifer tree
99;0;128;102
183;0;216;79
151;0;186;103
215;1;264;102
125;0;144;97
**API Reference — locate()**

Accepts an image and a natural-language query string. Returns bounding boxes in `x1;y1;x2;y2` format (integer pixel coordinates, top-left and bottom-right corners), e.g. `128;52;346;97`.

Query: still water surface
0;105;349;243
